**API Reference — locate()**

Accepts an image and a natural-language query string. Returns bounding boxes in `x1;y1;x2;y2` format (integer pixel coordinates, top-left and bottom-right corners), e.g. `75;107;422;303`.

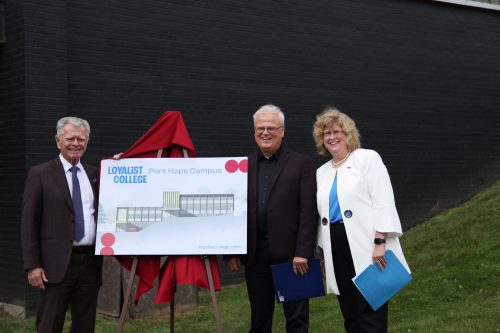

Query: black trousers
36;249;100;333
330;223;388;333
245;239;309;333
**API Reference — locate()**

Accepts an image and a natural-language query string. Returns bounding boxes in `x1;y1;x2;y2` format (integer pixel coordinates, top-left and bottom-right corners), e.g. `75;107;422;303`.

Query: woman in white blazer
313;107;410;332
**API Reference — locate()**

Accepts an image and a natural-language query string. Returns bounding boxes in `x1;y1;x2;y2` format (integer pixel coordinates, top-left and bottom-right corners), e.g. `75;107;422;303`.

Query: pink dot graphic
239;159;248;173
101;233;116;246
100;247;114;255
100;233;115;255
225;159;239;173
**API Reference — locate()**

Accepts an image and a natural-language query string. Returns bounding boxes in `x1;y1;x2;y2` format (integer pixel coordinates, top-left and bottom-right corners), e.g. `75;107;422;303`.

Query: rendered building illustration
115;191;235;232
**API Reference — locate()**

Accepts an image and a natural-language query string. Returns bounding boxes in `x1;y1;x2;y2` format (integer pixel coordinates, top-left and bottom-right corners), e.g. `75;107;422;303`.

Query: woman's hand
372;231;387;270
372;244;387;270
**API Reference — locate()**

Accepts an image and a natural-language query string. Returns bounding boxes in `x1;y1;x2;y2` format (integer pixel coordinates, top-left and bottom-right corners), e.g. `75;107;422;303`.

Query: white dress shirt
59;154;96;246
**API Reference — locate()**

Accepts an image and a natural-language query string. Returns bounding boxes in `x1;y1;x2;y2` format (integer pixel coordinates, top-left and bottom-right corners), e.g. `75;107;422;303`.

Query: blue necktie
70;166;85;241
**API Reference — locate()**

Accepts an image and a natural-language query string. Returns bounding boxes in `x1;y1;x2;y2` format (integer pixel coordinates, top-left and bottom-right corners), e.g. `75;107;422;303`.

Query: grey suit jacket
21;158;99;283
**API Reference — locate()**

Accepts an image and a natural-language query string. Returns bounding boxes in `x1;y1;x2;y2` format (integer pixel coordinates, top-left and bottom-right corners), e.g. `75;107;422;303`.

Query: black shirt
256;147;281;239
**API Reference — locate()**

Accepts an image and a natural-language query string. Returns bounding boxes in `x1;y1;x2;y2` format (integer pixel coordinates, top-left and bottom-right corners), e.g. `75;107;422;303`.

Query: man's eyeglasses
255;126;282;134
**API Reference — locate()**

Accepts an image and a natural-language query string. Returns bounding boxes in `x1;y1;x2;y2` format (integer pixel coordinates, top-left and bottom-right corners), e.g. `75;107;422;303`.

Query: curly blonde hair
312;106;361;155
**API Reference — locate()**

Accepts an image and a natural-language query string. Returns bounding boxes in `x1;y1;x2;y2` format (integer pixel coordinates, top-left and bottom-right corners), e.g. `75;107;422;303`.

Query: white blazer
316;148;410;295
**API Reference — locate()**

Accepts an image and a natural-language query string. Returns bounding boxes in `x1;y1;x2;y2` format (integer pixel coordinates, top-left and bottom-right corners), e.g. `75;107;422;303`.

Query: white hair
253;104;285;127
56;116;91;137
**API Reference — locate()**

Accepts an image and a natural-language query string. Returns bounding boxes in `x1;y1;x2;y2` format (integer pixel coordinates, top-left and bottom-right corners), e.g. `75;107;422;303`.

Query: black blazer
21;158;100;283
244;146;318;267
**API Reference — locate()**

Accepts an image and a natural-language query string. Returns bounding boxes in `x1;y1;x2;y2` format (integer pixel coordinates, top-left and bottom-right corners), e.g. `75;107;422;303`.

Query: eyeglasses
322;130;344;137
255;126;282;134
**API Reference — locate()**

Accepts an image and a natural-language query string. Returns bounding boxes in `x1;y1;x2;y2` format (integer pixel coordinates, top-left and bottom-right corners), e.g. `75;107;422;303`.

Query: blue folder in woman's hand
352;250;412;310
271;258;325;303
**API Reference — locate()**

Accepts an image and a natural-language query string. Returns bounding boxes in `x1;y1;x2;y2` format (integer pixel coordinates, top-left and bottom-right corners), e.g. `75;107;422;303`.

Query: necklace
333;151;350;167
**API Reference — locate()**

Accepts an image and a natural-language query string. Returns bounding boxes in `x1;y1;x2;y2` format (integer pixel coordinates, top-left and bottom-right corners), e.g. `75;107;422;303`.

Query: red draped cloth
115;255;160;304
114;111;220;304
119;110;196;159
155;256;221;304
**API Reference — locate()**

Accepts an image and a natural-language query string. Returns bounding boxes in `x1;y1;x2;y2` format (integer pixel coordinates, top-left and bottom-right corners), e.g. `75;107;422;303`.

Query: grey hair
56;117;91;137
253;104;285;127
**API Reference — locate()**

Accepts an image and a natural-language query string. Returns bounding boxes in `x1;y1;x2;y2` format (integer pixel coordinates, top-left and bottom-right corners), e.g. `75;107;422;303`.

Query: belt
72;245;95;254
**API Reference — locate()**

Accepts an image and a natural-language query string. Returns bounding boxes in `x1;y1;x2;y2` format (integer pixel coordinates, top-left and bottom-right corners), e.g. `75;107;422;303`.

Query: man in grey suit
21;116;101;333
225;105;318;333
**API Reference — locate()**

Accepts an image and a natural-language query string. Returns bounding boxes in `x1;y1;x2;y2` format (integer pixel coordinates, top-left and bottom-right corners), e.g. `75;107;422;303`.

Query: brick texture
1;0;499;313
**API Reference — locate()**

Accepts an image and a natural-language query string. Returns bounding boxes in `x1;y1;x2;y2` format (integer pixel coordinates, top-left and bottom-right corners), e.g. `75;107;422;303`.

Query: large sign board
96;157;247;255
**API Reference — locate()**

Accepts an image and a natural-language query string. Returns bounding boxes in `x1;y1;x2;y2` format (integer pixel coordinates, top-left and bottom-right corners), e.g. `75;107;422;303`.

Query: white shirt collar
59;154;84;173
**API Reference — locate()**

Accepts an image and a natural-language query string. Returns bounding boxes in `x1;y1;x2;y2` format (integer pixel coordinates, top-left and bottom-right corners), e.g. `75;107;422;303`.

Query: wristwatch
374;238;386;245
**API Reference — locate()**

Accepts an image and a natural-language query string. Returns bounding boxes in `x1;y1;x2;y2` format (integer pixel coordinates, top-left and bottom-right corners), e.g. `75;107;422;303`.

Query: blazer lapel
268;146;290;196
83;164;98;210
320;161;336;218
248;152;258;213
49;158;73;211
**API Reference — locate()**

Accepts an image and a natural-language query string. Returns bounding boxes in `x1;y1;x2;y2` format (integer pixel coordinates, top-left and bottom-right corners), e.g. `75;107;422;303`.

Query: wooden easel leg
169;296;175;333
203;256;223;333
117;256;138;333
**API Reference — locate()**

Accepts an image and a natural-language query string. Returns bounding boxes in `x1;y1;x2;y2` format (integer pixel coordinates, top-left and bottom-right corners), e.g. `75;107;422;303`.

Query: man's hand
292;256;309;275
225;257;241;272
28;267;48;290
113;153;124;160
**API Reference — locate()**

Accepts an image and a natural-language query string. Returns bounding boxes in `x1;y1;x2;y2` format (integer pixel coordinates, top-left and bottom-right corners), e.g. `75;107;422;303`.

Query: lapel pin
321;217;328;226
344;210;353;218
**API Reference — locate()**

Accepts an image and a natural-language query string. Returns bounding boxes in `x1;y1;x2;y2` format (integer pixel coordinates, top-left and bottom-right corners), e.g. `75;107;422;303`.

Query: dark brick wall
22;0;71;314
0;0;29;312
2;0;499;312
61;0;500;226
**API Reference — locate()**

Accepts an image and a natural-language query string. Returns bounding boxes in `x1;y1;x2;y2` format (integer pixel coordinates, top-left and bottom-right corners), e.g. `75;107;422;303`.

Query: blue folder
271;258;325;303
352;250;412;310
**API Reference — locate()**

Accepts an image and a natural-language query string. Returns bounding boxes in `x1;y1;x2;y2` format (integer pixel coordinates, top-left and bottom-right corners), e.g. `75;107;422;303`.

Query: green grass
2;181;500;332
